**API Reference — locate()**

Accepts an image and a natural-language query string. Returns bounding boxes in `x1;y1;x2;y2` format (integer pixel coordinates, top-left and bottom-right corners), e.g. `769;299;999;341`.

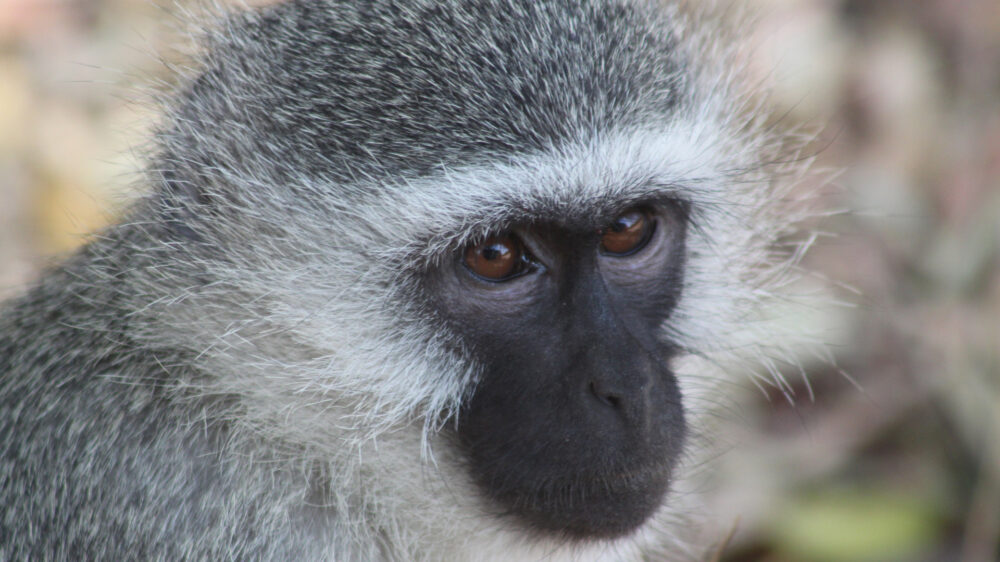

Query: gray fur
1;0;814;560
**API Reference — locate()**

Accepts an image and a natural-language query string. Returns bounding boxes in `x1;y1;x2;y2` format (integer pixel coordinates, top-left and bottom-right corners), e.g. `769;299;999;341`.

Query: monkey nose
588;379;624;410
582;369;658;433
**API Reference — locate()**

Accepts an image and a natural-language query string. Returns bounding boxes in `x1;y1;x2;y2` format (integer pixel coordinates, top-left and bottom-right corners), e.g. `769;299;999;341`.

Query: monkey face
427;201;689;539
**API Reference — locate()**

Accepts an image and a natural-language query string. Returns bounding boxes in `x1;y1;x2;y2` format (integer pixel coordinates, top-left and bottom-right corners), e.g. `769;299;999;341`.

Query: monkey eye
599;207;655;256
463;234;532;282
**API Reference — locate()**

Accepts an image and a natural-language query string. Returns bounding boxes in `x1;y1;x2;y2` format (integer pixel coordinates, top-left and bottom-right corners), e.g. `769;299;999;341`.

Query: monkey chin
489;462;675;541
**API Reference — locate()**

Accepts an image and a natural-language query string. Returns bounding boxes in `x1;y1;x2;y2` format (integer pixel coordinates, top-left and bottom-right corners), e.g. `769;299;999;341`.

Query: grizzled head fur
149;0;799;387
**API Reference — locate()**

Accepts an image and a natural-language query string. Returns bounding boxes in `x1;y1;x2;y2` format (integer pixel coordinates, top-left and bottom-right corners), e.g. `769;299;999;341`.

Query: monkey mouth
487;460;674;540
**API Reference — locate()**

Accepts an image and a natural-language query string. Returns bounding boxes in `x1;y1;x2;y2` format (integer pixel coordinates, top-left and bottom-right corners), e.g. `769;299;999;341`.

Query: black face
427;202;688;540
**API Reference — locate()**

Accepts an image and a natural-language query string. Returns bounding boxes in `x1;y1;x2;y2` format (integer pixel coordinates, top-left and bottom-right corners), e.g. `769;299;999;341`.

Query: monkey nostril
588;380;623;409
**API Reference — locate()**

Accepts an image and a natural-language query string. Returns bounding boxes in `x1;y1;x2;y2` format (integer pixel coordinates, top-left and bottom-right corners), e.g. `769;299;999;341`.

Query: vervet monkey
0;0;816;559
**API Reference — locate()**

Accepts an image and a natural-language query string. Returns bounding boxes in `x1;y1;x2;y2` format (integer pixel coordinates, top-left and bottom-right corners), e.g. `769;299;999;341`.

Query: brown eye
600;208;654;256
463;234;528;281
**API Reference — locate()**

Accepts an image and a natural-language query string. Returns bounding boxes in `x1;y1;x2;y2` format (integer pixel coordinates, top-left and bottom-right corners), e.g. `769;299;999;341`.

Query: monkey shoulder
0;250;326;559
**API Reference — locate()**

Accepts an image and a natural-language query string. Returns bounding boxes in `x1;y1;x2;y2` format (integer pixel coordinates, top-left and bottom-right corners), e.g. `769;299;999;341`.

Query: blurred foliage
714;1;1000;560
771;491;941;561
1;0;997;561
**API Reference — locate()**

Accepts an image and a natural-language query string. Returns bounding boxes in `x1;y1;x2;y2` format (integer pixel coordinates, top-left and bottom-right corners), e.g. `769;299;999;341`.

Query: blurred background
1;0;997;560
